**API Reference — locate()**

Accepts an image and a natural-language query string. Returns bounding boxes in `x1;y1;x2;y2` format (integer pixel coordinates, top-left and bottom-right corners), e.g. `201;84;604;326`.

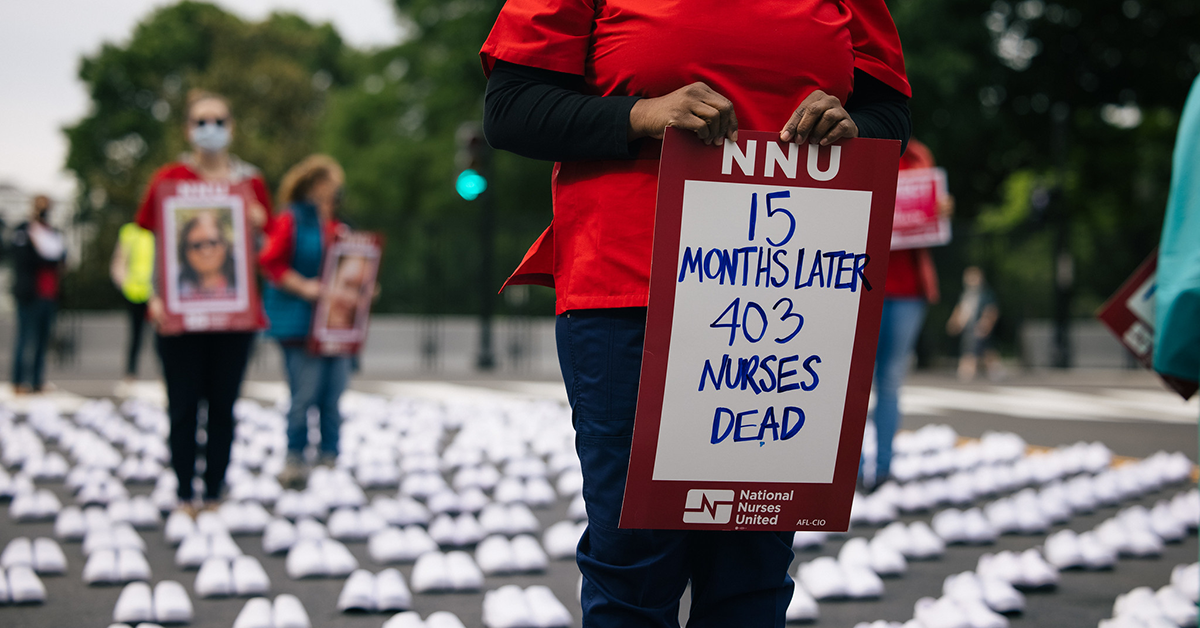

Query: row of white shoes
368;526;439;564
175;530;243;569
410;551;484;592
482;585;573;628
1045;490;1197;570
84;521;145;556
797;556;885;600
872;521;946;560
326;506;388;540
911;593;1011;628
931;508;998;544
0;565;47;604
83;547;151;584
975;549;1059;589
942;570;1025;615
336;568;412;612
476;534;549;575
193;555;270;597
112;580;193;624
262;517;331;555
542;520;586;560
1;537;67;574
477;503;543;537
8;488;62;521
1099;564;1199;628
285;538;358;579
231;594;311;628
383;610;467;628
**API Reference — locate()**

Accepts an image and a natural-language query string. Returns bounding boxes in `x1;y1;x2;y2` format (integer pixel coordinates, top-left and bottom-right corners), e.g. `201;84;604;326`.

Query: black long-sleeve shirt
483;60;911;162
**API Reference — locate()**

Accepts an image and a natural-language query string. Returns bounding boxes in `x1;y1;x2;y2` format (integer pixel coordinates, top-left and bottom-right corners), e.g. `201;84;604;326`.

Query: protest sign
1096;250;1198;400
308;230;383;356
621;129;901;532
155;179;261;334
891;166;950;250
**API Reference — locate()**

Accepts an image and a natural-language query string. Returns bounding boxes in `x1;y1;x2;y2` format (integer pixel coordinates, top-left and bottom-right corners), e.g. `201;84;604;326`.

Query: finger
811;108;852;145
700;92;737;144
820;118;858;146
781;91;822;142
690;102;722;144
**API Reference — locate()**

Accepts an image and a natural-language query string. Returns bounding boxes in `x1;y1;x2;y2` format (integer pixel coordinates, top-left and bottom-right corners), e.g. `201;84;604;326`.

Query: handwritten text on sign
623;129;898;531
651;141;871;483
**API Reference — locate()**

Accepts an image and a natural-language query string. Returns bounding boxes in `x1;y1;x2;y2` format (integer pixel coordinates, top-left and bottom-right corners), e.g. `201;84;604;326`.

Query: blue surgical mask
189;123;231;153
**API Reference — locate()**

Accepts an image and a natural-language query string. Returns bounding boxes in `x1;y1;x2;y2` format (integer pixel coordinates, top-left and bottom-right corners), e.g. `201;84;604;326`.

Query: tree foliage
63;1;354;307
320;0;555;316
893;0;1199;355
62;0;1200;366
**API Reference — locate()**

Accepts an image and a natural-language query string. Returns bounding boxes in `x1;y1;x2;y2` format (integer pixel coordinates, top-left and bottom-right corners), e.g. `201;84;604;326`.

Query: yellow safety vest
118;223;155;304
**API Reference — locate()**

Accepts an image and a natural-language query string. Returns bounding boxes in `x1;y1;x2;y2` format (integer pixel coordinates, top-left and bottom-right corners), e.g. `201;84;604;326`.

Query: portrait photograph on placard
161;191;251;316
309;232;382;354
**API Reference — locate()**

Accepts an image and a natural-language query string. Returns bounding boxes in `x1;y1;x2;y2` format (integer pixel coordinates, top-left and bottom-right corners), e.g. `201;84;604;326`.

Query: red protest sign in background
891;166;950;250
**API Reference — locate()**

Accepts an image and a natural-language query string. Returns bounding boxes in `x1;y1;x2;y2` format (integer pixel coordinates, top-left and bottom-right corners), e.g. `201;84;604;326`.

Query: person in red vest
479;2;911;625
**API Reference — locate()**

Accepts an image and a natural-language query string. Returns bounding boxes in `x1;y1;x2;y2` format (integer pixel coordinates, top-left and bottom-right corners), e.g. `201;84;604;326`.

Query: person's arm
844;70;911;152
258;212;320;301
110;239;127;289
485;61;907;162
484;60;738;161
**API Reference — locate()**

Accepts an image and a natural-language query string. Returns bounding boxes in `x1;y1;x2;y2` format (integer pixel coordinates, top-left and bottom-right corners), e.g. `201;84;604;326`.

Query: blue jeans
280;344;350;458
868;297;927;483
11;298;56;390
557;308;794;628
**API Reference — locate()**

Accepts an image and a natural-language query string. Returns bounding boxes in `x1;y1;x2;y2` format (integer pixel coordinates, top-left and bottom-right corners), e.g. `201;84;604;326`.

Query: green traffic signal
456;169;488;200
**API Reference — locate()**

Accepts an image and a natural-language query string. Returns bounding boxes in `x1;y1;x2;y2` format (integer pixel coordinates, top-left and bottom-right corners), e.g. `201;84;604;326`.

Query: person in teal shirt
1155;74;1200;393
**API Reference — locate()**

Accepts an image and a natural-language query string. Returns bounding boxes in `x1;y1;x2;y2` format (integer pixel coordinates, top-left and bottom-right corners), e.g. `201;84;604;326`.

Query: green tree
894;0;1199;359
320;0;556;316
63;1;354;308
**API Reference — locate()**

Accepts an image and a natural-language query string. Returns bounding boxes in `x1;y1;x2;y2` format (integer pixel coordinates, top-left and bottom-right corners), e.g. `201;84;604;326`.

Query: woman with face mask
133;89;273;518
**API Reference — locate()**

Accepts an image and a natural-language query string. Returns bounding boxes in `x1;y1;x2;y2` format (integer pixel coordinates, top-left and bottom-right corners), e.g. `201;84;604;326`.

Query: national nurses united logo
681;489;735;524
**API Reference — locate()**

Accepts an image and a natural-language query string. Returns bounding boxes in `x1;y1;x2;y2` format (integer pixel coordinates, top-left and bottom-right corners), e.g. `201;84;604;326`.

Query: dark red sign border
620;129;901;531
1095;249;1198;400
154;179;263;335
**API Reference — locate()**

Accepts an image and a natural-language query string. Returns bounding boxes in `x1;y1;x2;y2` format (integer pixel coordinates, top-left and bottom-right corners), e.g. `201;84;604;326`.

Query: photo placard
154;179;261;334
621;129;901;532
308;231;383;356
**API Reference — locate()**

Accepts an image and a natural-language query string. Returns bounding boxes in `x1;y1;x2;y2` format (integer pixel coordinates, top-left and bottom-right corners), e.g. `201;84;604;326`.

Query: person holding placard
865;138;949;489
480;3;911;626
259;155;351;488
136;89;273;517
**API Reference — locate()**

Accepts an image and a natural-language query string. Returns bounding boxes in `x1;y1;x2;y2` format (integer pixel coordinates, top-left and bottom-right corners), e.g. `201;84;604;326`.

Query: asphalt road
0;369;1195;628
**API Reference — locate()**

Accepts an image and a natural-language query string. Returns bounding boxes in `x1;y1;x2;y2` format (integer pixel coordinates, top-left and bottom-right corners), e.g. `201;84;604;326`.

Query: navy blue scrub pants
557;308;795;628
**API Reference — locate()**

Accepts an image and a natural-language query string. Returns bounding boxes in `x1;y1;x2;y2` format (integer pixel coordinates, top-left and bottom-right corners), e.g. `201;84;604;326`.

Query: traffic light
455;122;489;201
456;169;487;201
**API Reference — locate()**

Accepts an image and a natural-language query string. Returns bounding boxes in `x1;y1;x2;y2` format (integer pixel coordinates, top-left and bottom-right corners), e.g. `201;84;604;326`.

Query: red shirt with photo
481;0;909;314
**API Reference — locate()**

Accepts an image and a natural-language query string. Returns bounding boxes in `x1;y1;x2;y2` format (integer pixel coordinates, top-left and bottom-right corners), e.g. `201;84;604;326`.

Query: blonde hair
278;154;344;206
186;88;231;119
